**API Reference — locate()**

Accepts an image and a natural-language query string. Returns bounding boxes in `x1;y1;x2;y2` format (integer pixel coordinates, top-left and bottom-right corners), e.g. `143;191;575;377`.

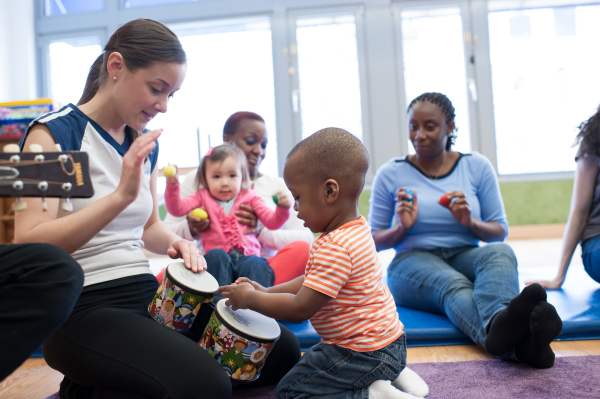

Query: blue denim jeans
387;243;519;348
276;334;407;399
204;248;275;288
581;234;600;284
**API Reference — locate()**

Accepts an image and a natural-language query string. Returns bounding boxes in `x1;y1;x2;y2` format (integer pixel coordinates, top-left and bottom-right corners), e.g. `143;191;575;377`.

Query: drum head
166;262;219;296
216;300;281;343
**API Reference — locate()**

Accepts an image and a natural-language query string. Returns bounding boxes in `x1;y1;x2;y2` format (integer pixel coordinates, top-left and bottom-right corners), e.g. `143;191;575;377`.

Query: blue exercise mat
282;265;600;351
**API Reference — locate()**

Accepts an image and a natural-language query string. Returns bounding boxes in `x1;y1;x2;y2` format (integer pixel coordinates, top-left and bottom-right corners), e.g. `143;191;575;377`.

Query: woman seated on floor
162;111;314;287
527;104;600;289
14;19;300;398
368;92;563;369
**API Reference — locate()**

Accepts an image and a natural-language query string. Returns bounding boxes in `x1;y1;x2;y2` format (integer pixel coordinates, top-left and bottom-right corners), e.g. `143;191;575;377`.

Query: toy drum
199;300;281;382
148;262;218;334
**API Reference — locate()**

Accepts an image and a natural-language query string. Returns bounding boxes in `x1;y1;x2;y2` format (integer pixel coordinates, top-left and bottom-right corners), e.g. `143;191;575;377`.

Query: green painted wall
161;180;574;226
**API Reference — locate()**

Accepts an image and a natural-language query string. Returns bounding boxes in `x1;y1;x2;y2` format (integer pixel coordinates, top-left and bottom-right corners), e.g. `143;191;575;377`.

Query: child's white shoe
368;380;422;399
392;367;429;397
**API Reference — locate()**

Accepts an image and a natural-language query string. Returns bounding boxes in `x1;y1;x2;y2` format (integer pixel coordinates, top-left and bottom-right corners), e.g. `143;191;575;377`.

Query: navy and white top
20;104;159;287
368;152;508;253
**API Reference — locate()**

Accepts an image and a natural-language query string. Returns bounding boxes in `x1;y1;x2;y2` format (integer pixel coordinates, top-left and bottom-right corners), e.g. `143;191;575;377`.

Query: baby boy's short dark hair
287;127;370;197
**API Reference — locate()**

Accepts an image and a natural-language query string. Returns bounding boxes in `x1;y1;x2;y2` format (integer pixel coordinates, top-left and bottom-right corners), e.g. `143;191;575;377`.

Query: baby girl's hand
235;277;267;293
163;164;179;185
274;192;291;209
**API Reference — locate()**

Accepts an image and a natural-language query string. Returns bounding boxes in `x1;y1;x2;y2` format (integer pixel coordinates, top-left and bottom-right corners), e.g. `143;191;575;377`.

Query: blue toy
404;189;414;202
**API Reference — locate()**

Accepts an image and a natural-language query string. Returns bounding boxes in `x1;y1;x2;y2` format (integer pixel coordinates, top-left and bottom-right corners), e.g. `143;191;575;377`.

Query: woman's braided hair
575;105;600;158
407;92;457;151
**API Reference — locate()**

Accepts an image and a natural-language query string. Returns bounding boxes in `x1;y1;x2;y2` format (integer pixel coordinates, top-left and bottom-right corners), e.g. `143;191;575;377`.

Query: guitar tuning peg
29;144;43;153
12;198;27;212
41;197;48;212
3;144;20;153
54;144;62;151
61;198;73;212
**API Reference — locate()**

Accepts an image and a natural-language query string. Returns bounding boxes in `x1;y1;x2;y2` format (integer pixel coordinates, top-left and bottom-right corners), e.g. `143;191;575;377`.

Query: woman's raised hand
167;239;207;273
396;187;419;230
116;129;161;205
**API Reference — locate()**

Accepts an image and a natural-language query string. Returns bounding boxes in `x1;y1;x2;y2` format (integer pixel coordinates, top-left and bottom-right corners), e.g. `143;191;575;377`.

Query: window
147;17;278;177
44;0;103;16
47;36;102;106
124;0;197;8
399;6;471;155
489;2;600;174
295;14;364;141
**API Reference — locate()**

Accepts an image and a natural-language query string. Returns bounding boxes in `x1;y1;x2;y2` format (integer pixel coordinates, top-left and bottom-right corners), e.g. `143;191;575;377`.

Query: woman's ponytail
78;53;105;106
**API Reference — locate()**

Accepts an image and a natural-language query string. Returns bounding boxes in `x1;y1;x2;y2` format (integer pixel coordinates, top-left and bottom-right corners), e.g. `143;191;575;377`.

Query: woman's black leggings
43;274;301;399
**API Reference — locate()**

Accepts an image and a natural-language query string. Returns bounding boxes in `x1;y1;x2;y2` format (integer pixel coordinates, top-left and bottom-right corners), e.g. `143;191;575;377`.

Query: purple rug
44;356;600;398
410;355;600;399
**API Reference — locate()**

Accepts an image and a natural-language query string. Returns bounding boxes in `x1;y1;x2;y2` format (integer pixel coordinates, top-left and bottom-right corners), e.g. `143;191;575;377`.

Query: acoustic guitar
0;143;93;212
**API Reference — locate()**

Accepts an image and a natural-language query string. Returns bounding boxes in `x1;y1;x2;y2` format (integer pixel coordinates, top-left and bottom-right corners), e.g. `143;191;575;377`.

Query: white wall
0;0;37;103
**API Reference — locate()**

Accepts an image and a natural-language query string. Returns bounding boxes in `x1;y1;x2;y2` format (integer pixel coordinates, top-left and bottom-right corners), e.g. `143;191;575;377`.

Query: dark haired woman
164;111;314;287
527;105;600;289
368;92;562;369
14;19;299;398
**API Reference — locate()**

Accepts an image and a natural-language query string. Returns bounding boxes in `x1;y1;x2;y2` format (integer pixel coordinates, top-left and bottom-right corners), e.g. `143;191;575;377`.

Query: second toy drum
148;261;219;334
199;300;281;382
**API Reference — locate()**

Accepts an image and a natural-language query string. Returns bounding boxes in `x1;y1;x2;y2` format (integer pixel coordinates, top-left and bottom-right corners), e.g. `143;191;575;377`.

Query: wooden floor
3;230;597;399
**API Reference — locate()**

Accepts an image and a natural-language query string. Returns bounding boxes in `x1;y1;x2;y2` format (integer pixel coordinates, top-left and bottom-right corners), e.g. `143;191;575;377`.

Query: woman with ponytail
14;19;299;398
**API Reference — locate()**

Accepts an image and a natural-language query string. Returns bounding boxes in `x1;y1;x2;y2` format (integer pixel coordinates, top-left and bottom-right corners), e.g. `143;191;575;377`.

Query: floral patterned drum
199;299;281;382
148;262;218;334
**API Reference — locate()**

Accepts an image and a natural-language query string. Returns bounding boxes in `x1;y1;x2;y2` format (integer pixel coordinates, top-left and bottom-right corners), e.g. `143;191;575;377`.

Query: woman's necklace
416;152;446;182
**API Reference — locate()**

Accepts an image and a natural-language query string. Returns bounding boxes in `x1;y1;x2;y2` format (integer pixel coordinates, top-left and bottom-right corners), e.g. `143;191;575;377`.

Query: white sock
368;380;422;399
392;367;429;398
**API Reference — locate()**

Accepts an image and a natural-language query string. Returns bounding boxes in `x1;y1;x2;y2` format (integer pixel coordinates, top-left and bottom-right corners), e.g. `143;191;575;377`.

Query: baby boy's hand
235;277;268;293
274;192;291;209
219;282;255;310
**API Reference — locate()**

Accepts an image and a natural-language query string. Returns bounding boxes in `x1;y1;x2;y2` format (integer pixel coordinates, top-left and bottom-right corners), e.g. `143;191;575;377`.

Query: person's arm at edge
526;156;598;289
14;125;159;254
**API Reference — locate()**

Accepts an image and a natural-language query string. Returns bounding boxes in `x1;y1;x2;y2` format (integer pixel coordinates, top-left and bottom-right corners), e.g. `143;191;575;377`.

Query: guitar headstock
1;143;93;212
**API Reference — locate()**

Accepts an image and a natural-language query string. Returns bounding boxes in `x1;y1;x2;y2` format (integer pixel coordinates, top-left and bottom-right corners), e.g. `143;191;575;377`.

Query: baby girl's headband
205;147;214;157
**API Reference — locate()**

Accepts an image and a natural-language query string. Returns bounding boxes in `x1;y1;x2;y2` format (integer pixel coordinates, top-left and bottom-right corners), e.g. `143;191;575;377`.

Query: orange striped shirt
303;216;404;351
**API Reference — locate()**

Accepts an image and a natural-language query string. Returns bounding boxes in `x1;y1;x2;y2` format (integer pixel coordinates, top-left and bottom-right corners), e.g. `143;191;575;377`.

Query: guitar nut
12;180;24;190
34;155;45;162
38;181;49;191
9;155;20;163
62;182;72;192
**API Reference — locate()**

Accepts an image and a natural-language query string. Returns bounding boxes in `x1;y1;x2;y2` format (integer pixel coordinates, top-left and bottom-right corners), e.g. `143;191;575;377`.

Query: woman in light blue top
369;92;562;369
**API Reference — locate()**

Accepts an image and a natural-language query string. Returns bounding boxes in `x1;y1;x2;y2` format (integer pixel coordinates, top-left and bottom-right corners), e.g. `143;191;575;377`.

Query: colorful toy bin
148;262;218;335
199;300;281;383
